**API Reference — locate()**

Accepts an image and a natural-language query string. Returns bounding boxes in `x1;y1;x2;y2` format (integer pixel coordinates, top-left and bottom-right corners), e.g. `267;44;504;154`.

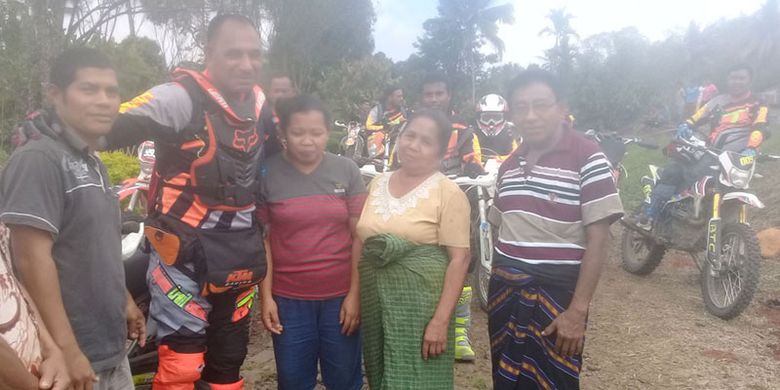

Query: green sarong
360;233;455;390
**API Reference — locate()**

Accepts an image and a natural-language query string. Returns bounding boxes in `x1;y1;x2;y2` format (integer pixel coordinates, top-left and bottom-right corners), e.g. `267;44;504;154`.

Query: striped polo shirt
492;128;623;286
259;153;366;300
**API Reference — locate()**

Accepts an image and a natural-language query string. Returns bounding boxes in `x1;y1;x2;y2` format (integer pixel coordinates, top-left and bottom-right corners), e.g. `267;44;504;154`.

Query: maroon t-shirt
259;153;366;299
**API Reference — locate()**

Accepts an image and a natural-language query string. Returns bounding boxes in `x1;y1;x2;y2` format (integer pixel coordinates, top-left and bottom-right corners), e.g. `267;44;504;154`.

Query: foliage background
0;0;778;183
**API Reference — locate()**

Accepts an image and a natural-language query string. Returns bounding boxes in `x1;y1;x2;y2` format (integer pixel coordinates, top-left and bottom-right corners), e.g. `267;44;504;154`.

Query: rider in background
473;93;518;161
419;73;482;362
637;64;769;230
365;85;407;159
263;73;298;156
420;73;484;178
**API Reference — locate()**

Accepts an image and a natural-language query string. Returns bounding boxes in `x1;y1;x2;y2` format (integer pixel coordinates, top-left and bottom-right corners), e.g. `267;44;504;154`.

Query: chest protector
157;69;266;210
441;124;472;175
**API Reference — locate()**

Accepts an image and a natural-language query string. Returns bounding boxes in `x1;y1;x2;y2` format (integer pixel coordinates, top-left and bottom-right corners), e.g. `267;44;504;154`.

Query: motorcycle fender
117;184;145;201
722;192;765;209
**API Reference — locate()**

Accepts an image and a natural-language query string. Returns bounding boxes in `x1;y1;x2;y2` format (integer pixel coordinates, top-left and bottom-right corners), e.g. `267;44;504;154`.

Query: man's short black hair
50;47;114;90
276;95;331;132
506;69;564;103
207;14;257;43
381;85;402;103
405;108;453;156
421;73;450;93
727;63;754;79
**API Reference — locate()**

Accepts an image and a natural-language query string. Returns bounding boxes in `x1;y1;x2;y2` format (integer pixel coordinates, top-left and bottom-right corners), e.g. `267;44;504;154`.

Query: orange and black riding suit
109;69;271;389
441;116;484;177
686;93;769;150
366;104;407;161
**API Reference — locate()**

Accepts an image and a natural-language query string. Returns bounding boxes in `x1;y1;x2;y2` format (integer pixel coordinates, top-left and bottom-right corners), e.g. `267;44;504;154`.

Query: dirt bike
115;141;157;388
341;120;404;173
337;120;365;160
620;134;780;319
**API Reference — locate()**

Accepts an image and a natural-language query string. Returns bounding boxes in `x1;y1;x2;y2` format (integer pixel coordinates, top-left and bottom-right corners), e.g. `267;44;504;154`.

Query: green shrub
328;130;345;154
100;150;139;185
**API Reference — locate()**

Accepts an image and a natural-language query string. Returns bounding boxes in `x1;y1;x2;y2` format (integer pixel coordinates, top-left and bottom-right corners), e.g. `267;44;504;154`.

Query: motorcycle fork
706;192;723;273
127;189;140;212
738;204;747;224
476;187;493;270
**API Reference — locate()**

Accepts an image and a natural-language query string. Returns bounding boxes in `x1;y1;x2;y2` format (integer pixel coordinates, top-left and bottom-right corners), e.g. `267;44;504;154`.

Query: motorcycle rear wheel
621;227;666;275
701;222;760;320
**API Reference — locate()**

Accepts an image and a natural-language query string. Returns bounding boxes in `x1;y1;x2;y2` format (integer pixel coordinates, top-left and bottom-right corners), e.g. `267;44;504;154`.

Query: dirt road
242;174;780;389
242;241;780;389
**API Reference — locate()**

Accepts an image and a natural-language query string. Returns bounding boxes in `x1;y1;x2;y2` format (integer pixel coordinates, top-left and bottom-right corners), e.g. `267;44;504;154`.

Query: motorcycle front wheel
474;264;491;312
700;222;761;320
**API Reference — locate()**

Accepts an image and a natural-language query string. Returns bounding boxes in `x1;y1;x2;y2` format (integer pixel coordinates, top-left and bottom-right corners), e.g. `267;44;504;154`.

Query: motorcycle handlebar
758;153;780;162
450;173;496;187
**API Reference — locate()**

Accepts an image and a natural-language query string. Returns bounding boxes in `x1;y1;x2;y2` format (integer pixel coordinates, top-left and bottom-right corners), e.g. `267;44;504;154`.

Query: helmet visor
479;112;504;125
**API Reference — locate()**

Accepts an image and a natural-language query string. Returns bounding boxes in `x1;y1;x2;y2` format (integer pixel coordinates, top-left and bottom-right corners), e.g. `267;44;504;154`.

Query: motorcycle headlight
727;167;752;189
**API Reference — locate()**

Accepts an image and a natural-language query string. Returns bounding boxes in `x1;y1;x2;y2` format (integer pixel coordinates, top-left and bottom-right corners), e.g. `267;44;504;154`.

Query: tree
100;37;169;100
415;0;514;104
317;53;396;122
539;8;578;88
265;0;375;92
139;0;267;65
477;63;524;98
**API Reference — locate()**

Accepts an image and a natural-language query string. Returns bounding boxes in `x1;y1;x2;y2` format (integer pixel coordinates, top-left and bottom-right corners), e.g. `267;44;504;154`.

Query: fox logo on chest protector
232;128;259;152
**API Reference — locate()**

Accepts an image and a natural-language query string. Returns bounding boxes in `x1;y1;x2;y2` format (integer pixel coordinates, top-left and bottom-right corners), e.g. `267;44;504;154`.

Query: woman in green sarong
356;109;471;389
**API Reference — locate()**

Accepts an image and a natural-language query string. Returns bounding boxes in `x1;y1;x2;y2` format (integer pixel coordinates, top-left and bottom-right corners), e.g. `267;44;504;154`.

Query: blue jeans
272;295;363;390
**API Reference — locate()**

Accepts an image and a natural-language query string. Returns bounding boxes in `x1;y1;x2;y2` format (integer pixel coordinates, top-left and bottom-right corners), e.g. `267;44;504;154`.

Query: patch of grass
617;133;670;211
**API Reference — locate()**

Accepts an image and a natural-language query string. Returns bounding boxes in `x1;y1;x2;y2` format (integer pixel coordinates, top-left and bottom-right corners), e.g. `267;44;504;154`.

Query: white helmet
477;94;508;136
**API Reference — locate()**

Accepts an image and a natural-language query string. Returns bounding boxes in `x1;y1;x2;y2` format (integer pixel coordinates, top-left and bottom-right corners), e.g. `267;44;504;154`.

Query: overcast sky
373;0;767;66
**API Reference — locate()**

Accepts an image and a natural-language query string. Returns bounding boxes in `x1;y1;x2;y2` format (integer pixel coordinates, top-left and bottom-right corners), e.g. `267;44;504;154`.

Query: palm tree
539;8;578;83
539;8;578;49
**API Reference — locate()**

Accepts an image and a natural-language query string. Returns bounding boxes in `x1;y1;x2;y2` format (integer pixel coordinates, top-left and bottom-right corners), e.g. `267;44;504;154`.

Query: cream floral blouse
356;171;471;248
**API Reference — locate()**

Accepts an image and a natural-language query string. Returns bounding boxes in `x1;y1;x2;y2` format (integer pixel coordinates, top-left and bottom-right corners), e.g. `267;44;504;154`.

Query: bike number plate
345;138;355;146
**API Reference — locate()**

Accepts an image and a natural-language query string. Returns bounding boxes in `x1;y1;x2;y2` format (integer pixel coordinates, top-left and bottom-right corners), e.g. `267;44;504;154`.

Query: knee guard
153;344;205;389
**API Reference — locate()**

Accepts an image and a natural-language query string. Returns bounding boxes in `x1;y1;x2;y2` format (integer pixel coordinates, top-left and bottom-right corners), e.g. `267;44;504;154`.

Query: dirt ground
241;173;780;389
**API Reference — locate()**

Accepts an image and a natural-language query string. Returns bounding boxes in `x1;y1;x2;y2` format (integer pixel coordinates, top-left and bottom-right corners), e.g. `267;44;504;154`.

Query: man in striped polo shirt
488;69;623;390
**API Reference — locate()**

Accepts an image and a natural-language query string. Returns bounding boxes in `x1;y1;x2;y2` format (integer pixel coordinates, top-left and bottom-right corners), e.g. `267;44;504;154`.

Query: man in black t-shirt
1;48;144;390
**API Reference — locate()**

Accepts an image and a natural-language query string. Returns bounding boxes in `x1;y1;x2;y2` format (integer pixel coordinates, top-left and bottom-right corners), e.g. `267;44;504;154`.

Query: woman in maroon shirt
258;95;366;390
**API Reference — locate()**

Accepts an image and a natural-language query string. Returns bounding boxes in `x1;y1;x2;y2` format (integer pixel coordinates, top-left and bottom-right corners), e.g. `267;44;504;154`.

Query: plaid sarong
359;234;455;390
488;267;582;390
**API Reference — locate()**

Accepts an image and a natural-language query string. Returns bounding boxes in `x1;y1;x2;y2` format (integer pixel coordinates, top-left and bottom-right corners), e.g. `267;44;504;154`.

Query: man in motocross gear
638;64;769;230
417;74;483;362
365;86;407;159
474;93;518;160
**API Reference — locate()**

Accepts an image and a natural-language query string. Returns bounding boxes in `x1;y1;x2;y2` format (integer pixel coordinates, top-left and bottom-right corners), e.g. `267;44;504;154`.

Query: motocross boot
455;286;476;362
